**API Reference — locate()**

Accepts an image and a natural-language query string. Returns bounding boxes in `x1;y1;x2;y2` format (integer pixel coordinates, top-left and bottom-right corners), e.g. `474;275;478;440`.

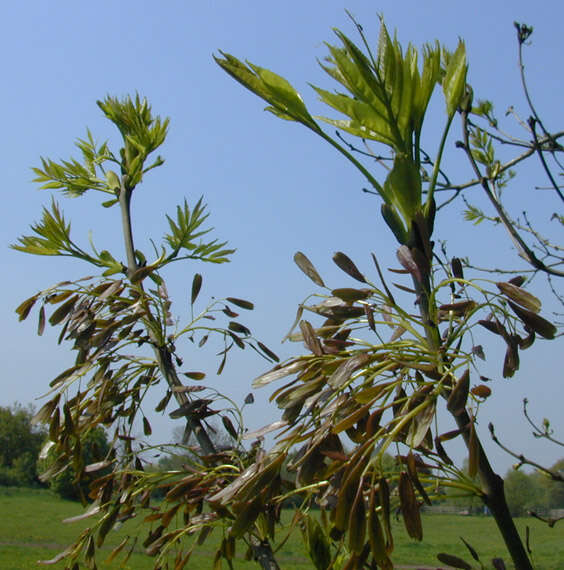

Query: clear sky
2;1;563;475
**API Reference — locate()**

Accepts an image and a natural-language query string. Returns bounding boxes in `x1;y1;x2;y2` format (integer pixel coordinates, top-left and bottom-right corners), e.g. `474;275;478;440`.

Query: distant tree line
152;428;564;519
0;403;109;500
436;458;564;517
2;402;563;517
0;404;46;487
503;461;564;517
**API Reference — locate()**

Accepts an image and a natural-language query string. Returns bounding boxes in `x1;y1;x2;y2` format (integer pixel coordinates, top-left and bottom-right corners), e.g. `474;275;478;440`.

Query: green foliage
533;459;564;511
442;41;468;118
164;198;235;263
12;199;74;256
504;469;545;517
314;21;444;153
32;129;113;197
214;54;319;130
0;404;46;487
215;16;468;244
469;127;495;168
13;95;232;272
97;94;169;189
463;203;491;225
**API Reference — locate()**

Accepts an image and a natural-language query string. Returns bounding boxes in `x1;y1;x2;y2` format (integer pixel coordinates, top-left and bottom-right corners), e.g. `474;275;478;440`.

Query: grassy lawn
1;488;563;569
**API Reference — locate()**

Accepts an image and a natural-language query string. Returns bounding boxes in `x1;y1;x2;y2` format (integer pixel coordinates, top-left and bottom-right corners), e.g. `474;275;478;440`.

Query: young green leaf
164;198;234;263
250;63;314;123
106;170;121;191
381;203;408;244
443;41;468;117
384;155;422;224
215;52;318;130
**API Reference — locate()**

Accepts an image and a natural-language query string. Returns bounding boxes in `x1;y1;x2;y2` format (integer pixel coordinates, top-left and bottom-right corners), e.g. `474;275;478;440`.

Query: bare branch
488;422;564;483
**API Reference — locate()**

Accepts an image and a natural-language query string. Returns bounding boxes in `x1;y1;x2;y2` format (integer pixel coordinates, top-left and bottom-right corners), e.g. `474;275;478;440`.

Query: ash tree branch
459;110;564;277
488;422;564;483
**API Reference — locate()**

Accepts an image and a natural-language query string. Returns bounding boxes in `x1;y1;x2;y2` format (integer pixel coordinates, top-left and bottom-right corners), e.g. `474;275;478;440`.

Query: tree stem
118;182;137;279
453;409;532;569
118;180;280;569
118;179;216;456
414;264;532;569
250;536;281;570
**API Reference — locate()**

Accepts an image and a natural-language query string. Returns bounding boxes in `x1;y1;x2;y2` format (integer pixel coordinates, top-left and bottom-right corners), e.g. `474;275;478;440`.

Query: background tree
0;404;46;487
543;459;564;510
504;469;544;517
154;422;234;471
500;460;564;519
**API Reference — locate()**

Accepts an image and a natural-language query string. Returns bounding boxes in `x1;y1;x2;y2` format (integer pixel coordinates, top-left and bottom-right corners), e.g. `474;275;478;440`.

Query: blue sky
2;1;563;475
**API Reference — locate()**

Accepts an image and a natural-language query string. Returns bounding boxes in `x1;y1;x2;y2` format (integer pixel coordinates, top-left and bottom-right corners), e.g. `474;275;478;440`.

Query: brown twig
528;118;564;203
489;422;564;483
523;398;564;448
459;110;564;277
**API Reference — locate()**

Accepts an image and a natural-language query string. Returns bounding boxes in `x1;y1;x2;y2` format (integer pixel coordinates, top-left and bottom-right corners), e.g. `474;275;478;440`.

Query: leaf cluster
221;243;557;567
216;18;468;246
14;96;235;272
19;269;279;567
97;94;169;190
32;130;113;197
164;198;234;264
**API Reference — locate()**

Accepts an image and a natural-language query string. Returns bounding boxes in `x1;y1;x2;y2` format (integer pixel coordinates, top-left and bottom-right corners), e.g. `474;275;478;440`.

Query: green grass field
1;488;563;569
